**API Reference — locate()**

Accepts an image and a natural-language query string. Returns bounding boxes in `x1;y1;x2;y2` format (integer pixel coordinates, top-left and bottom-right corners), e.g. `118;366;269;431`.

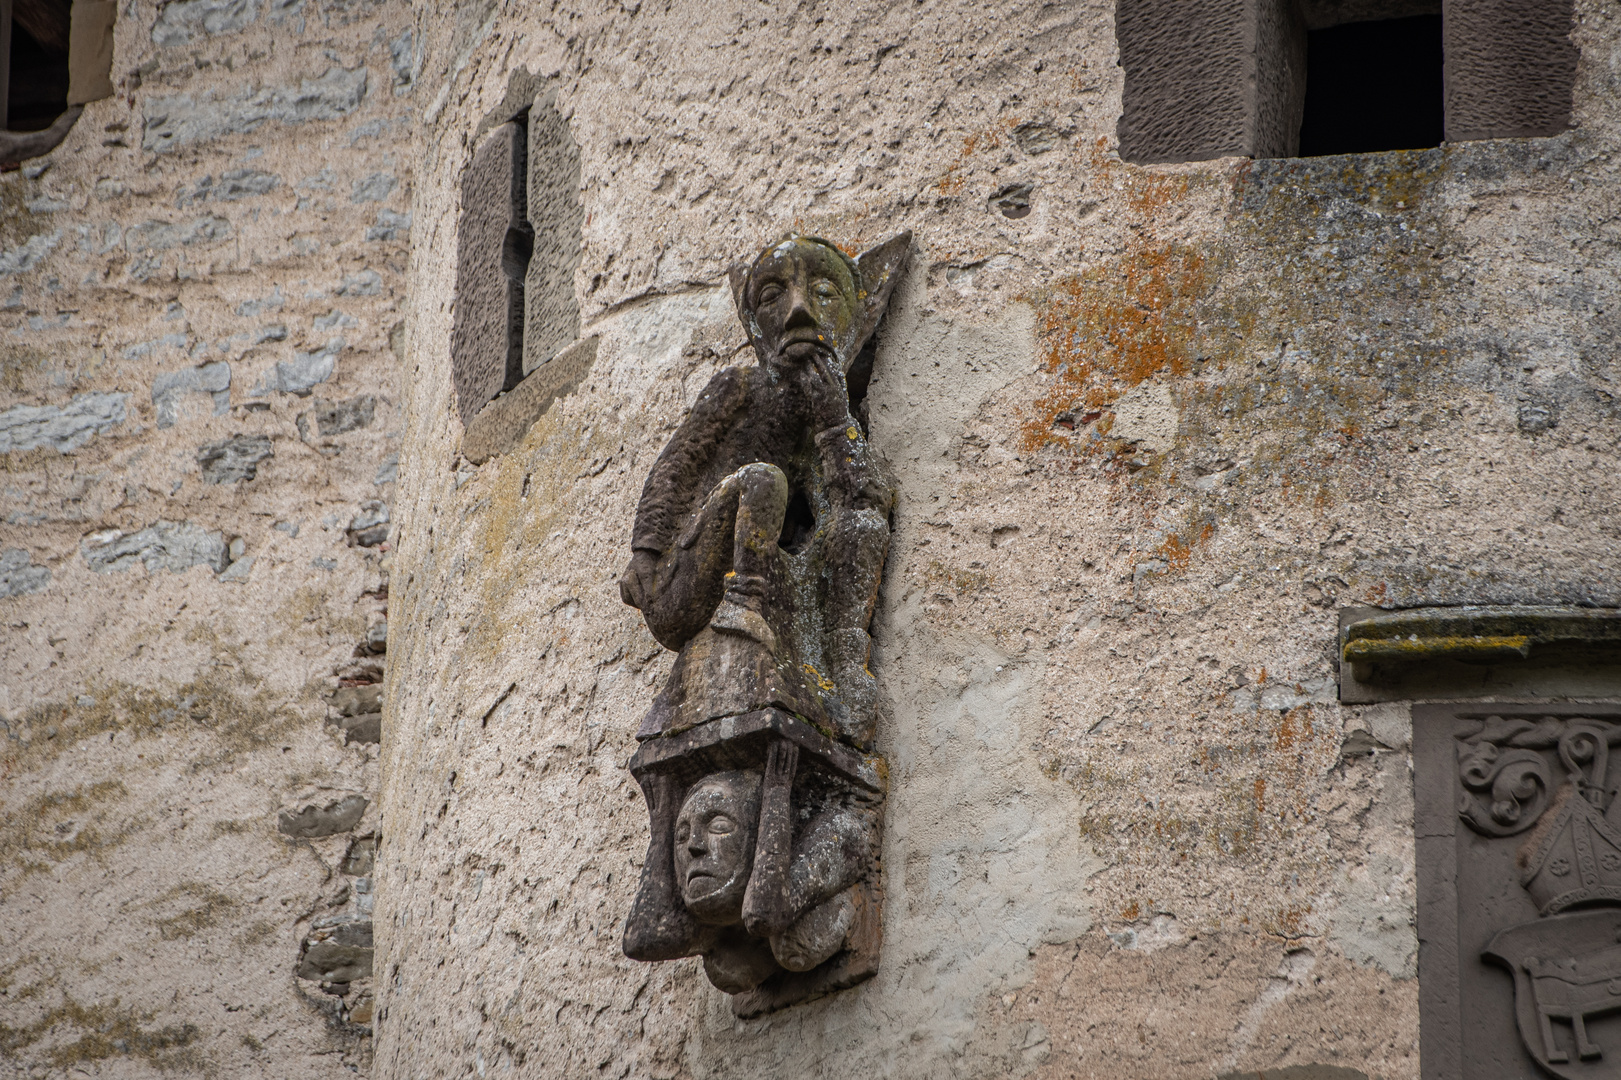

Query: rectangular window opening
1297;14;1444;157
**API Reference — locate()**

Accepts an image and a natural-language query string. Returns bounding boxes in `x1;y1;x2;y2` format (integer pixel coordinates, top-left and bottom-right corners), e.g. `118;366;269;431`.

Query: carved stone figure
619;233;908;1015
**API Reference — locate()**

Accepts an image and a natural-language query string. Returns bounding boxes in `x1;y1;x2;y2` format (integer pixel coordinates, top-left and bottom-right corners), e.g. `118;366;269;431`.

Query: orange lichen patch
1276;708;1299;750
1253;777;1266;815
1019;242;1210;453
1264;902;1316;939
934;122;1013;197
1120;900;1141;921
1153;523;1214;573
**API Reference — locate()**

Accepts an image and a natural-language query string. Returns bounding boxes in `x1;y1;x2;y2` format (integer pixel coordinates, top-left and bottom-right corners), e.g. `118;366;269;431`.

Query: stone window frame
1115;0;1579;164
450;73;584;432
0;0;117;168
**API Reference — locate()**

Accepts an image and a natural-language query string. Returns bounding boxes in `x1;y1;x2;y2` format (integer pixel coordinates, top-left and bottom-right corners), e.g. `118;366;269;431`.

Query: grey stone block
0;549;50;599
451;120;529;426
347;500;389;546
350;173;396;203
142;66;368;154
461;335;598;465
153;361;230;427
366;209;411;242
314;395;374;436
197;433;273;483
330;684;382;717
124;215;231;253
1444;0;1575;141
523;93;583;377
81;521;230;575
151;0;259;47
277;793;368;838
372;453;398;485
340;836;376;876
340;713;381;744
297;942;373;983
0;230;61;275
254;343;339;396
213;168;282;200
336;269;380;296
0;392;127;452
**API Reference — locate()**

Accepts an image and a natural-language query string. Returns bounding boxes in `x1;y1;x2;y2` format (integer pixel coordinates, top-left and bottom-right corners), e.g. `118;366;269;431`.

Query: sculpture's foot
711;587;779;653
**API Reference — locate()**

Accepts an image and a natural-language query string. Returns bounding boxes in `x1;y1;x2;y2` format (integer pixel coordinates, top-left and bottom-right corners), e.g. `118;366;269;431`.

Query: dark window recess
6;0;72;132
1297;15;1443;157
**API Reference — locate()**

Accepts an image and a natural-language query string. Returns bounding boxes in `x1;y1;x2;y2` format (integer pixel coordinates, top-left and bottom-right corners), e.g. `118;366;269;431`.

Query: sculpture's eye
674;822;690;844
757;283;784;304
813;280;840;302
708;814;736;835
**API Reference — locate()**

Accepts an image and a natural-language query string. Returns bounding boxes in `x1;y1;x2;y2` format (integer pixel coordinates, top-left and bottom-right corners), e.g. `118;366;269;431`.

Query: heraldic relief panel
1417;704;1621;1079
616;233;910;1017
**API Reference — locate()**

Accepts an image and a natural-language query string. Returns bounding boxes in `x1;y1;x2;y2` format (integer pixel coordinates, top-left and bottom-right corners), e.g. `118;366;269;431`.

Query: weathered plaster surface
376;0;1621;1076
0;0;415;1072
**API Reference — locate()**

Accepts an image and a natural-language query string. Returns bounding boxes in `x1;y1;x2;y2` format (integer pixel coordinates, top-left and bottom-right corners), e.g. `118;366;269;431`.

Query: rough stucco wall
384;0;1613;1078
0;0;419;1073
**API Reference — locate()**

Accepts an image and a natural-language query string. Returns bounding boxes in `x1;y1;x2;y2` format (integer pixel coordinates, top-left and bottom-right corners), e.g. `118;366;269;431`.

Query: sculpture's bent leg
640;463;789;651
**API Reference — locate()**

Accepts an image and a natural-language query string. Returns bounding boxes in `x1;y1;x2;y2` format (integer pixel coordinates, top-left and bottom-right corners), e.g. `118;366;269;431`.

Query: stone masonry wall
0;0;418;1074
377;1;1621;1078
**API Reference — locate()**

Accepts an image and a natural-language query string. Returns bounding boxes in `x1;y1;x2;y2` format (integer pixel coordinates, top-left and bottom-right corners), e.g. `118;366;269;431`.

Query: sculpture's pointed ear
728;262;752;330
853;231;911;350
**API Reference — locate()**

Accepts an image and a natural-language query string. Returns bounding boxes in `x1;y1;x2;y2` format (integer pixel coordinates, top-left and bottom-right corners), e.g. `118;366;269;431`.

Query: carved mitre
1520;785;1621;916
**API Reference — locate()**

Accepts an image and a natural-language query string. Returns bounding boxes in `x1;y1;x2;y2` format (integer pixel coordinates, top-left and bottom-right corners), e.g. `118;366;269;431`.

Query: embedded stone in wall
1444;0;1576;140
297;917;374;982
0;391;128;452
152;362;229;427
141;65;369;153
522;92;583;377
81;521;230;575
0;549;51;599
277;793;369;838
346;501;389;547
450;120;530;427
1415;703;1621;1078
198;433;273;483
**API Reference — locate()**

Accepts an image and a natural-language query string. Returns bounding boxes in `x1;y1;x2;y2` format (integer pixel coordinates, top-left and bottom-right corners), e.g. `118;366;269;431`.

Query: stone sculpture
618;232;909;1015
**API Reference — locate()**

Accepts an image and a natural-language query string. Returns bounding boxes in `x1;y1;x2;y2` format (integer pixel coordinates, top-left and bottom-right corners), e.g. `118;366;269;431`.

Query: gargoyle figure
619;232;910;749
618;234;907;1014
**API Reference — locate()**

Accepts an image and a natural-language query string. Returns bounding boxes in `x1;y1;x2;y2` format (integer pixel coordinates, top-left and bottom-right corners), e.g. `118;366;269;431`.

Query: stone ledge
1338;605;1621;703
460;334;598;465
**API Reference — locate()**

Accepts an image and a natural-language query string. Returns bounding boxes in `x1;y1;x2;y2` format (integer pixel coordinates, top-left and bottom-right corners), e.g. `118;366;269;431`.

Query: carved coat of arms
1460;716;1621;1077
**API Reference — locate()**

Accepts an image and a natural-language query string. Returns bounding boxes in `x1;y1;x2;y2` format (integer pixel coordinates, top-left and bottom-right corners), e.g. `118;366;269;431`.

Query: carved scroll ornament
617;234;909;1016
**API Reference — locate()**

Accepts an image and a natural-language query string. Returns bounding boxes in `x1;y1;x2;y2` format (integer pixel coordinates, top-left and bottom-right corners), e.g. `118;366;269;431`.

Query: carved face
673;771;761;924
745;239;861;368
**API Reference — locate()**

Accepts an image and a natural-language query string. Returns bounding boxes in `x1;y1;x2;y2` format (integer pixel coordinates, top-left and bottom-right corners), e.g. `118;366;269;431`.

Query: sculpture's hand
619;549;658;610
800;348;852;431
765;738;799;789
644;771;679;821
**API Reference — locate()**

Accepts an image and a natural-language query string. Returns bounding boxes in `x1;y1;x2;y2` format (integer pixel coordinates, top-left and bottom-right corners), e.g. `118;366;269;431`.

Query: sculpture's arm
812;421;895;515
743;741;871;938
629;366;750;557
741;739;798;936
622;773;711;961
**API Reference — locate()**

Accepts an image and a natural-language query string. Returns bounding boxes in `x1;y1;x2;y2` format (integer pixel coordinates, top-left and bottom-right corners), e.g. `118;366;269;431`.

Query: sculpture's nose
783;283;817;329
687;831;707;855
